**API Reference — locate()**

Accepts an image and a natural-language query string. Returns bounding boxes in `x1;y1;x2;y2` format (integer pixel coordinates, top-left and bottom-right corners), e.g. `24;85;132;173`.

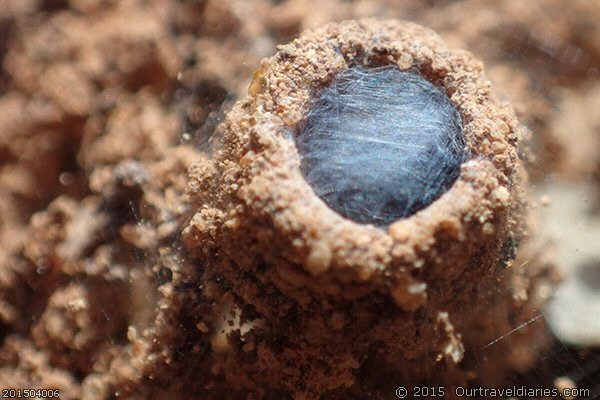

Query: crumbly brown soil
183;19;558;398
0;1;596;399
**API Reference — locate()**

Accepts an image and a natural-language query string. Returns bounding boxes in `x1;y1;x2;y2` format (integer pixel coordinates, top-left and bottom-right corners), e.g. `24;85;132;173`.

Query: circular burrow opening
295;65;467;226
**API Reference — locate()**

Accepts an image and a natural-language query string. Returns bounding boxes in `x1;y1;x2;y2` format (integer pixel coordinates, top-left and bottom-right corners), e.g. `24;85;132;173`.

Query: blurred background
0;0;598;398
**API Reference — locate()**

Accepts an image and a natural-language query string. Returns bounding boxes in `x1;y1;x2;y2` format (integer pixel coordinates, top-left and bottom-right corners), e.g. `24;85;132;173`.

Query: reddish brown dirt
0;1;597;399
